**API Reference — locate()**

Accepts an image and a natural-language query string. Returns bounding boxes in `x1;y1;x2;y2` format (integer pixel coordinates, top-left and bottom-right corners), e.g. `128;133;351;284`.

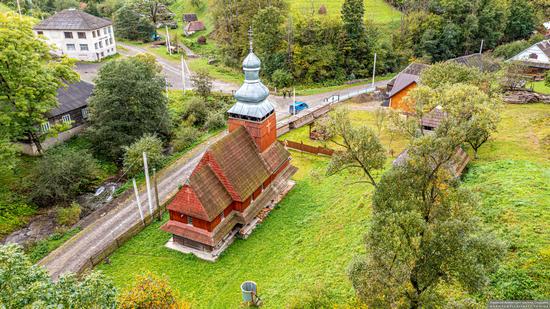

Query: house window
187;216;193;225
94;42;98;49
96;30;100;37
100;52;104;57
529;53;538;59
64;32;73;39
105;39;109;46
41;121;50;133
92;31;96;38
109;38;113;45
98;41;103;48
37;30;43;35
66;44;76;51
62;114;71;123
109;26;112;33
80;44;89;51
77;32;86;39
104;28;107;35
82;108;89;119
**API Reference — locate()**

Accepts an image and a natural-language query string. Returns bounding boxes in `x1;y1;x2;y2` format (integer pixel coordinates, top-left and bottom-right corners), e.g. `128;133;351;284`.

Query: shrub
197;35;207;45
31;147;98;207
271;69;293;88
545;71;550;88
204;112;226;131
191;69;213;99
182;97;209;127
123;134;164;177
493;40;530;59
56;202;81;226
318;4;327;15
173;126;200;152
286;284;336;309
118;272;190;309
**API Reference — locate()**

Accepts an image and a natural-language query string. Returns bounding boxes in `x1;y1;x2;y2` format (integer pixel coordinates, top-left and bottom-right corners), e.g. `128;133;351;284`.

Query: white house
509;40;550;71
34;8;117;61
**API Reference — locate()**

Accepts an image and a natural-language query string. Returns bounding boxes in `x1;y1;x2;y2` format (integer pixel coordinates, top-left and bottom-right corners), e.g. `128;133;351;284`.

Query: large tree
87;55;171;161
349;134;505;307
341;0;376;77
0;13;78;153
113;5;155;42
504;0;535;42
0;244;117;308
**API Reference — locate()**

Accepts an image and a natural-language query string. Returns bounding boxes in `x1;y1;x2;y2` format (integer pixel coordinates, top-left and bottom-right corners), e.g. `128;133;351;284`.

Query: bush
31;147;98;207
271;69;293;88
114;6;155;42
318;4;327;15
173;126;200;152
204;112;226;131
118;272;190;309
545;71;550;88
56;202;81;226
182;97;209;127
286;284;336;309
123;134;164;177
197;35;207;45
493;40;530;59
191;69;213;99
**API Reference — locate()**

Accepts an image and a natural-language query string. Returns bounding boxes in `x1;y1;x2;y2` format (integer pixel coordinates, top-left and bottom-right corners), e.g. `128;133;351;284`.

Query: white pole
16;0;22;18
143;152;154;216
293;87;296;115
181;55;186;91
165;78;169;98
372;52;377;89
479;39;484;54
132;178;144;223
165;26;171;55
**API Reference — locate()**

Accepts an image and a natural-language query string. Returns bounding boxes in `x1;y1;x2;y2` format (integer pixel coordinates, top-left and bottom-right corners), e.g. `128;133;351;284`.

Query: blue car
289;101;309;115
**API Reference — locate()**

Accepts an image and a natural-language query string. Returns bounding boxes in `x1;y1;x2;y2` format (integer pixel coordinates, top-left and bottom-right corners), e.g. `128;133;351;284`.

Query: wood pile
504;91;550;104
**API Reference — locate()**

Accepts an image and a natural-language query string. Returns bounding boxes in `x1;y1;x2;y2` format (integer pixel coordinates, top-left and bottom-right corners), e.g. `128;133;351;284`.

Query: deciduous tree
323;108;386;187
0;244;117;308
0;13;78;153
87;55;171;161
190;69;213;99
113;5;155;42
123;134;164;176
118;272;189;308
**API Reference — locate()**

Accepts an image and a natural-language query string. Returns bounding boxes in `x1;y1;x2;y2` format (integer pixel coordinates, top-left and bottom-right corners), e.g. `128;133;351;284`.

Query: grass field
97;103;549;306
531;80;550;95
290;0;401;25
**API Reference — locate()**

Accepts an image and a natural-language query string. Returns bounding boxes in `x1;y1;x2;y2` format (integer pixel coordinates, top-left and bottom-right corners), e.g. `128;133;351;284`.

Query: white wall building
34;8;117;62
510;40;550;67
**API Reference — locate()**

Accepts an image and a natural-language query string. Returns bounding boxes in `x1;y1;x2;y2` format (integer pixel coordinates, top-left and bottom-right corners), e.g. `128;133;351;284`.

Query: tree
348;119;505;307
118;272;189;308
87;55;171;161
271;69;293;88
504;0;535;42
323;108;386;187
123;134;164;177
252;6;287;77
130;0;172;25
0;13;78;153
30;147;98;206
191;69;213;99
53;0;79;11
420;61;499;95
113;5;155;42
341;0;375;76
0;244;117;308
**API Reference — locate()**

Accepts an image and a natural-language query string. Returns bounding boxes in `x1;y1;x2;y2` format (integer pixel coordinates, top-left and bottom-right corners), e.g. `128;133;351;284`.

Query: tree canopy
113;5;155;42
0;12;78;153
0;244;117;308
86;55;171;161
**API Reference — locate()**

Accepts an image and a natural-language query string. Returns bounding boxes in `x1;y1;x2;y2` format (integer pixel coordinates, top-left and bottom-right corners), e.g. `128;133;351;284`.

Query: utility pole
132;178;144;224
153;168;161;221
372;52;377;90
142;152;154;217
479;39;484;54
165;78;169;98
293;87;296;115
16;0;22;18
165;26;171;55
181;55;189;92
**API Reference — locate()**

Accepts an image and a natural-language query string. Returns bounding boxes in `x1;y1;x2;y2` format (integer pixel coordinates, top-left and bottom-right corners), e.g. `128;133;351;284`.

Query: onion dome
227;29;274;121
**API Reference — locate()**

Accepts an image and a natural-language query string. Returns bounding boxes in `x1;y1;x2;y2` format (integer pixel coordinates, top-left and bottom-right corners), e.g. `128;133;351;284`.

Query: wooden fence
283;140;334;156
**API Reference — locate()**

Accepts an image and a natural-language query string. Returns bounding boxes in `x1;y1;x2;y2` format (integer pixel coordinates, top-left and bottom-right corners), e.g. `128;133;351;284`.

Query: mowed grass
97;103;550;306
290;0;401;25
531;80;550;95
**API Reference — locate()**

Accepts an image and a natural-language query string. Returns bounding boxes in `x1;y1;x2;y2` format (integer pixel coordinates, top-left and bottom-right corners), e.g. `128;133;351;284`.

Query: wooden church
161;39;296;260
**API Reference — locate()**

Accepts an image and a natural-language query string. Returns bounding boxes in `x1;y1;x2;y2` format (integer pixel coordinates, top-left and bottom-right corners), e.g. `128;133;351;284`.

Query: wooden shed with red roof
161;41;296;260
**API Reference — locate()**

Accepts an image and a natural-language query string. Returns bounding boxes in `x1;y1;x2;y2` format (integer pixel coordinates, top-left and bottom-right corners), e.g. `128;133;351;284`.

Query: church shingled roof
208;126;271;201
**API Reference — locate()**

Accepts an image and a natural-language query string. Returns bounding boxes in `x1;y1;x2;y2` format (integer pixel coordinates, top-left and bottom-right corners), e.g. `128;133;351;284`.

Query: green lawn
97;103;550;306
531;81;550;95
290;0;401;25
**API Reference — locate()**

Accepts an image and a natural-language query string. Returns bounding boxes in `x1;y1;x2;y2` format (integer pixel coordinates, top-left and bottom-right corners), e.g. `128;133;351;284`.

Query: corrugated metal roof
48;81;94;118
34;8;112;30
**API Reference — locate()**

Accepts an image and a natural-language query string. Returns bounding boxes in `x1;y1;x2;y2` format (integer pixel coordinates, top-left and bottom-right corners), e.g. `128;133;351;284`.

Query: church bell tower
227;28;277;152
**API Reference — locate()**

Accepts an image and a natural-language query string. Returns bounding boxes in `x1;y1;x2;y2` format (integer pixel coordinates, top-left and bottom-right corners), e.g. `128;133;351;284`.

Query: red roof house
161;43;296;260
